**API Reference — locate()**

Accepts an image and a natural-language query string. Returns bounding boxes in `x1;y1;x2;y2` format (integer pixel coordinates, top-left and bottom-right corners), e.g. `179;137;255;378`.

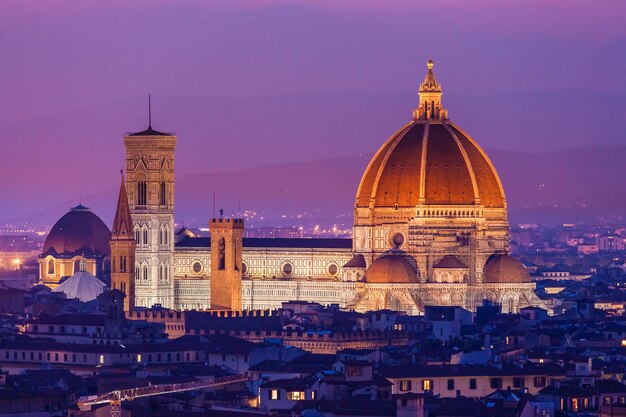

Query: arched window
120;256;126;273
135;228;140;244
137;180;147;206
74;259;81;274
218;238;226;270
48;259;55;275
143;229;149;245
135;265;139;280
143;266;148;281
159;181;166;206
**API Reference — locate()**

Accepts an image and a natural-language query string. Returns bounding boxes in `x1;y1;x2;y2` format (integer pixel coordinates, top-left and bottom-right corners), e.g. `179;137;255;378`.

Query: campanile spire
413;59;448;120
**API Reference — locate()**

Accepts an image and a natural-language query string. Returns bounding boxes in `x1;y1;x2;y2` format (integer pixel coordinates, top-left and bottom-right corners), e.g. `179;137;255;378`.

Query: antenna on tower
148;94;152;129
212;191;216;219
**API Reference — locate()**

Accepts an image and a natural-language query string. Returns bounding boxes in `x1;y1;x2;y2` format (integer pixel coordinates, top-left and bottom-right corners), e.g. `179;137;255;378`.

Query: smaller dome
484;255;531;284
53;270;106;302
433;255;467;269
343;254;366;269
365;254;418;284
42;205;111;258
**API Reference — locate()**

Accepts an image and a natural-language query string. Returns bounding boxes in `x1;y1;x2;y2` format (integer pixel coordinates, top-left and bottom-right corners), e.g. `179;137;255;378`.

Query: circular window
242;262;248;275
388;231;405;248
328;263;339;276
192;261;203;274
282;262;293;276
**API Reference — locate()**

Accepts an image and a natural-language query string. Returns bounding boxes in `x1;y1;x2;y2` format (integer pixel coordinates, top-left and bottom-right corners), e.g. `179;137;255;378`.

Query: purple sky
1;0;625;125
1;0;626;224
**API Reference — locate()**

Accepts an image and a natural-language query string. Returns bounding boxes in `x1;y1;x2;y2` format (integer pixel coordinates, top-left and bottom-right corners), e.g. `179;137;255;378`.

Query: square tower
124;125;176;309
209;218;244;311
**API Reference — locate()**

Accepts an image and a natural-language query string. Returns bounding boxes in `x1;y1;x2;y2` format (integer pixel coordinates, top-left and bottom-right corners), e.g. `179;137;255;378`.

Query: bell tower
209;217;244;311
124;98;176;308
110;174;136;312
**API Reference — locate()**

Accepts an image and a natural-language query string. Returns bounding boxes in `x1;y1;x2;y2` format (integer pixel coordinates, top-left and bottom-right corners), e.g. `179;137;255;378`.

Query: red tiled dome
356;121;505;209
365;254;418;284
483;254;531;284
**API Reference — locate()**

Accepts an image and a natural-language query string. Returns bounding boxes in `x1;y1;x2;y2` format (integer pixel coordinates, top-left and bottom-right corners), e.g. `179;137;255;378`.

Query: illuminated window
47;259;55;275
137;354;142;363
400;380;412;391
571;398;578;412
99;355;104;364
287;391;305;401
311;390;316;400
269;389;280;400
422;379;432;391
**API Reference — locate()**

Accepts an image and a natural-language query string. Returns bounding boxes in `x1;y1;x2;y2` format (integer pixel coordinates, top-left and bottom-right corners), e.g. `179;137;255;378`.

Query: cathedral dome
365;254;418;284
355;60;505;210
42;205;111;258
483;254;531;284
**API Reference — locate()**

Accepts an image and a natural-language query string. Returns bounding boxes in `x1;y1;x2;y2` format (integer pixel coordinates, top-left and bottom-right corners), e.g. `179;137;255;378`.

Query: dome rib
418;122;430;203
356;122;413;208
448;123;506;208
373;123;425;207
370;123;415;207
444;123;481;205
424;123;475;205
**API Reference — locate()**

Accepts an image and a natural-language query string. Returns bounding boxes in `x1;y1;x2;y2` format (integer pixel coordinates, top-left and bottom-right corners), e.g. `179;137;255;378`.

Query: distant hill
1;90;625;225
9;144;626;228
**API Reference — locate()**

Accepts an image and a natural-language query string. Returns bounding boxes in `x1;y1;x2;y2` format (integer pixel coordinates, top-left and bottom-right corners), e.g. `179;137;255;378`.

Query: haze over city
1;0;626;226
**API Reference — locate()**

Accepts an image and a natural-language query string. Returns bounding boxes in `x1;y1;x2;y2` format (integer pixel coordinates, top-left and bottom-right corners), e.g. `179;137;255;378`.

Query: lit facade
40;60;543;314
124;125;176;309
